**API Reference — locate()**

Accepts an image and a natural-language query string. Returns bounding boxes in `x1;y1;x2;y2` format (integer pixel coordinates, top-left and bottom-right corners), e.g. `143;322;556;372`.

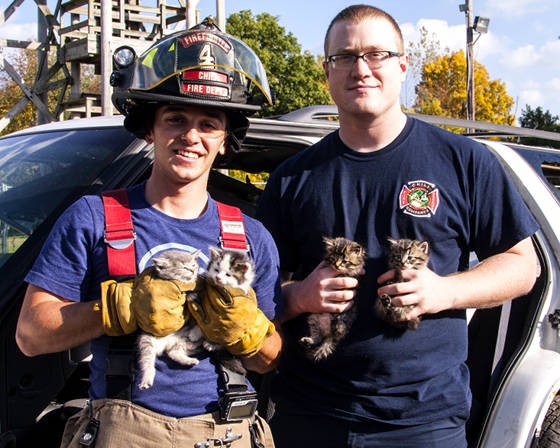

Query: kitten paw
310;343;335;362
170;355;200;367
299;336;314;348
406;317;421;330
138;374;154;390
203;340;219;352
379;294;392;308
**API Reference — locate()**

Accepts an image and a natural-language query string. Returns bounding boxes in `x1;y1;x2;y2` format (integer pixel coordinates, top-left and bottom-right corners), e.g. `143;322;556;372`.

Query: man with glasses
257;4;538;447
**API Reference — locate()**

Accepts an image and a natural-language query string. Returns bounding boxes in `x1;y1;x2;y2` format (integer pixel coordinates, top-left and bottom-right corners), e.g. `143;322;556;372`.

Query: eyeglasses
326;50;401;70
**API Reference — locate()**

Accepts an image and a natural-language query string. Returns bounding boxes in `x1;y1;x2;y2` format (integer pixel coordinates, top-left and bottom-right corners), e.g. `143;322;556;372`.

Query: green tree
519;105;560;131
413;50;515;125
226;10;332;116
519;105;560;148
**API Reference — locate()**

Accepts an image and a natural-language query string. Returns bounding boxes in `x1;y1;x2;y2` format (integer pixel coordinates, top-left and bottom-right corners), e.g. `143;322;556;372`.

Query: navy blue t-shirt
256;117;538;425
25;182;282;418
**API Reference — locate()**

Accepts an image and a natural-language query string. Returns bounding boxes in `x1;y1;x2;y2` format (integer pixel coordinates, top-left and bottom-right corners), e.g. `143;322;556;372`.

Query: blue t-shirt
25;182;281;418
256;117;538;425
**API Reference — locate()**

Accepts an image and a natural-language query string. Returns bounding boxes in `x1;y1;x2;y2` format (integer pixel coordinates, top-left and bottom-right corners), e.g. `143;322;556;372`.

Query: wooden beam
0;0;26;27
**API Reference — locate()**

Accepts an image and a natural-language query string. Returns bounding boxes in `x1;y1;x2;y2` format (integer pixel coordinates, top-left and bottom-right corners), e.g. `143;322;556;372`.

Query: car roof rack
276;105;560;144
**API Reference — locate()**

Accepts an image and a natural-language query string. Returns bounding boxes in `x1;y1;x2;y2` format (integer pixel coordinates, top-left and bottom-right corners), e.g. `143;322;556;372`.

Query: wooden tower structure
0;0;226;132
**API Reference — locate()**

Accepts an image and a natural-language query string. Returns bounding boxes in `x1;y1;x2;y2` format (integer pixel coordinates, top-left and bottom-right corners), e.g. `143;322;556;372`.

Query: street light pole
464;0;475;122
460;2;490;127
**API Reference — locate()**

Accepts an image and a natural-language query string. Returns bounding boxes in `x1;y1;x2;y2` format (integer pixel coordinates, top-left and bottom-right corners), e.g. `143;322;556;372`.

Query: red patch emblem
399;180;439;218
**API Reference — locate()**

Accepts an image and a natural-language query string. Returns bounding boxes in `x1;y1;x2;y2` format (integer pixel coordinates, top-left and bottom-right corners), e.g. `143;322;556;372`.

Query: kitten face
387;238;429;270
206;246;255;291
152;249;201;283
375;238;429;331
323;236;366;277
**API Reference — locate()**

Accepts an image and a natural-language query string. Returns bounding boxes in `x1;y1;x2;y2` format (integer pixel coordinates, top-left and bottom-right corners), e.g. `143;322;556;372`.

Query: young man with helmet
16;19;281;447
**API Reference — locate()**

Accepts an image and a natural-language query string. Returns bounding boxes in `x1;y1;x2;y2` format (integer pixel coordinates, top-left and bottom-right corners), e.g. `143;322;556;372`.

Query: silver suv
1;107;560;448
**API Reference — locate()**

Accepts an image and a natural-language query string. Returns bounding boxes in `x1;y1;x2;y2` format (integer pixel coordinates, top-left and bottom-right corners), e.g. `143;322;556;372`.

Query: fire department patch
399;180;439;218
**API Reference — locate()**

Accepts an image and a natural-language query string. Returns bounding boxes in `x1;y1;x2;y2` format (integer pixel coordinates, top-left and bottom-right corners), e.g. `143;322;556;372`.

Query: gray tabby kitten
375;238;429;331
136;249;214;390
299;237;366;362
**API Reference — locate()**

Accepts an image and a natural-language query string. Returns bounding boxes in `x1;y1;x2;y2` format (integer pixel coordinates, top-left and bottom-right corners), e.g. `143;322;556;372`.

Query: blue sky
1;0;559;121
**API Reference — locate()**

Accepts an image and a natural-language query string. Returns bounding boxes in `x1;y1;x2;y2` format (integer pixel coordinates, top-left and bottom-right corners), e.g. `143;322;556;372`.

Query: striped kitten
299;237;366;362
375;238;429;330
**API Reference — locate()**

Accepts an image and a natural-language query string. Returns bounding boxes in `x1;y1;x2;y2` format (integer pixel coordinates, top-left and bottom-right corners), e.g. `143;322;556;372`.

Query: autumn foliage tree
403;26;445;109
413;50;515;125
0;50;39;136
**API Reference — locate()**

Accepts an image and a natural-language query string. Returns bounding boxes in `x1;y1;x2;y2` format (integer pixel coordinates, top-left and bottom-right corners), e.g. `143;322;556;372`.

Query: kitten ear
323;236;334;248
208;246;221;258
387;237;398;246
238;262;249;274
192;249;202;258
151;256;167;270
419;241;429;254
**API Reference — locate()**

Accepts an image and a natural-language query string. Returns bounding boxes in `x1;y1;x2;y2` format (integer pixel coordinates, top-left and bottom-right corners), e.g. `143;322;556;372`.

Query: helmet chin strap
228;133;242;153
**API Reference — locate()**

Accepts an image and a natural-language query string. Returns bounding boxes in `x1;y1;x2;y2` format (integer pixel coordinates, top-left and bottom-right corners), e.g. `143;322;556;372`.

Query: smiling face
323;17;408;121
146;104;227;188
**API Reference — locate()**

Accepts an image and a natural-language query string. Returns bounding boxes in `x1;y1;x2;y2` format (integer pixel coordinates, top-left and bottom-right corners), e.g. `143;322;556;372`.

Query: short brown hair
324;4;404;57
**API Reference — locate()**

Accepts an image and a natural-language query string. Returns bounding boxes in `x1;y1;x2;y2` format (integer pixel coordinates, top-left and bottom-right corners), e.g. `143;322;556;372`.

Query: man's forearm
242;328;282;374
445;237;538;310
16;284;104;357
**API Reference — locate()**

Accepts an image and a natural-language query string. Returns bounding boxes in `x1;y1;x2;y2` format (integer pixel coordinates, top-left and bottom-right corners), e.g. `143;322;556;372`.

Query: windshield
0;127;136;267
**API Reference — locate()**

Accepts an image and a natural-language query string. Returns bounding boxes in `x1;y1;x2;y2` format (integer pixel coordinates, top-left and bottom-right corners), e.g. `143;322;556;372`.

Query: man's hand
282;261;360;321
187;280;275;358
376;266;449;322
101;266;196;337
376;237;538;322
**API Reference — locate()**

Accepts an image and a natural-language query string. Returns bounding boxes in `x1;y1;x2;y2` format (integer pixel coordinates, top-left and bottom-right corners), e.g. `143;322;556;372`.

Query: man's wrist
281;281;305;320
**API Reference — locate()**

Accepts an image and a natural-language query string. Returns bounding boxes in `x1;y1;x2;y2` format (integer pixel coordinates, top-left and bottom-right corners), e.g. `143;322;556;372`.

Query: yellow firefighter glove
187;278;276;357
100;266;196;337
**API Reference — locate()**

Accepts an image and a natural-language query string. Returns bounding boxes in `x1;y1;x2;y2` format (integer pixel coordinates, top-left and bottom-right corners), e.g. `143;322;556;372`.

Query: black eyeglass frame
326;50;402;69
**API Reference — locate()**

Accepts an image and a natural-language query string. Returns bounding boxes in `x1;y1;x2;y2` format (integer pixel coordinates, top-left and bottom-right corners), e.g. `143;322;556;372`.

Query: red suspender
102;189;248;277
215;201;249;251
102;189;137;277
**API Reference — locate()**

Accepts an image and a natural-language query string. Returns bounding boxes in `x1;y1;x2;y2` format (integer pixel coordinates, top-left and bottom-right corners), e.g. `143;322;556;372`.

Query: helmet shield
112;27;272;116
111;21;272;150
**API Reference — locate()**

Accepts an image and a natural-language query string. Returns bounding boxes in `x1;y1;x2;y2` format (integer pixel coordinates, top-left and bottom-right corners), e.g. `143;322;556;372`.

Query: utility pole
216;0;225;31
460;1;489;126
187;0;201;28
464;0;475;122
101;1;113;116
187;1;225;30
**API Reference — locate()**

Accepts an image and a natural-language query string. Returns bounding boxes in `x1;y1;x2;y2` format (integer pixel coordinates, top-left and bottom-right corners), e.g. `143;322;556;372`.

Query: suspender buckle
103;230;136;250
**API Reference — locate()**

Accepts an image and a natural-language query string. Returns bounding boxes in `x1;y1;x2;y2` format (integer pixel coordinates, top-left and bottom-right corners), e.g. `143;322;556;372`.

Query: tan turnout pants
60;399;274;448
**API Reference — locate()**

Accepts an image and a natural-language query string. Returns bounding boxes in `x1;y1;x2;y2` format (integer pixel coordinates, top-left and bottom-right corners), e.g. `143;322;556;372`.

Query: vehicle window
541;162;560;196
510;144;560;200
0;128;136;267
